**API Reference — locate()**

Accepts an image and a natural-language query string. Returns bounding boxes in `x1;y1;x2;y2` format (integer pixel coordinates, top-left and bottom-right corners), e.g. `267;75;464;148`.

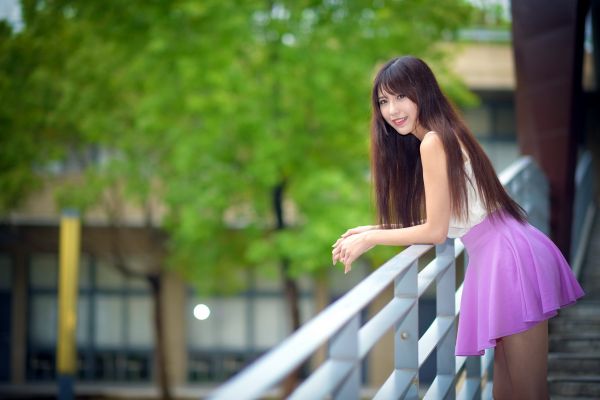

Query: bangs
375;60;415;99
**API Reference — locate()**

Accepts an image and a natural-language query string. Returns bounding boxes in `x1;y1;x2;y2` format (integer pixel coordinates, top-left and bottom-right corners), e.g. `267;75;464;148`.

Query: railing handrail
499;155;550;234
210;243;433;399
208;156;553;400
497;155;534;184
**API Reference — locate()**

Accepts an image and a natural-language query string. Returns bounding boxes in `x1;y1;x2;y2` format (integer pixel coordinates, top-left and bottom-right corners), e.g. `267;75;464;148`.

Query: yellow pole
57;210;80;400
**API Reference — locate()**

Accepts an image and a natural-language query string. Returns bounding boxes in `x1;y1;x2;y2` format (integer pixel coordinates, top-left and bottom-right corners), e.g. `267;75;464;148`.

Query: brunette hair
370;56;526;228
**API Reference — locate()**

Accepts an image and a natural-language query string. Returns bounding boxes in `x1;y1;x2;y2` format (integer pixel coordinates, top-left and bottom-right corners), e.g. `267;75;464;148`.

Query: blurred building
0;29;596;397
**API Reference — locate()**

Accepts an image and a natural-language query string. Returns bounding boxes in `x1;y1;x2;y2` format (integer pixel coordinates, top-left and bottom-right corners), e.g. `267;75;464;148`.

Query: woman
331;56;584;399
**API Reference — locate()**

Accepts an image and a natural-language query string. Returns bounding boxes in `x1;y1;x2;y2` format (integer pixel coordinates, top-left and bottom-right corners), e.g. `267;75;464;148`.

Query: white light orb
193;304;211;321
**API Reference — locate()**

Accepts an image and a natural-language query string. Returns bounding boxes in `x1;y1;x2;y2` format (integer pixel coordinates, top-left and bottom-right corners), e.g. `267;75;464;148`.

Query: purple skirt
455;213;585;356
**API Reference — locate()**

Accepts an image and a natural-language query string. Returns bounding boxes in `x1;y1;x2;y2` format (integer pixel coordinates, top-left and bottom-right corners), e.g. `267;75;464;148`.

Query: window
27;253;153;382
187;275;316;382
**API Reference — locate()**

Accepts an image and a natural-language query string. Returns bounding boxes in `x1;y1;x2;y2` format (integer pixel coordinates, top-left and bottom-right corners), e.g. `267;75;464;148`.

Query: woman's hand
331;225;377;249
332;231;375;274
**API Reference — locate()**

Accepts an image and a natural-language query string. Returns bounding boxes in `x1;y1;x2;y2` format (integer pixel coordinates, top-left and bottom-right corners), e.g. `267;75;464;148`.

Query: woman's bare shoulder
419;131;444;155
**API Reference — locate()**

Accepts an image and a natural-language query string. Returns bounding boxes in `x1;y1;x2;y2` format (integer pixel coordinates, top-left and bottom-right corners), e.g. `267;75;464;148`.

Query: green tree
1;0;475;395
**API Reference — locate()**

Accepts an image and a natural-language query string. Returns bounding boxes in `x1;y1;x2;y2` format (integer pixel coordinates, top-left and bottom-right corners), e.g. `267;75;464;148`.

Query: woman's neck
413;124;430;141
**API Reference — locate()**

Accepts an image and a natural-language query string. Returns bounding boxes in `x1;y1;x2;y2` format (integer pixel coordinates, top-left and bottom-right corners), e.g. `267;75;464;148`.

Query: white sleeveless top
447;152;488;238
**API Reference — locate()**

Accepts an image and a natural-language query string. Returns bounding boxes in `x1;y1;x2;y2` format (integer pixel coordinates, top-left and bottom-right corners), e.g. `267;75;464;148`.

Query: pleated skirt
455;213;585;356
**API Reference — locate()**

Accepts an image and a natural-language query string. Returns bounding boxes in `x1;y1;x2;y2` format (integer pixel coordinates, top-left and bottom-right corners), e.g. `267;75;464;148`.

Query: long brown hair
370;56;526;228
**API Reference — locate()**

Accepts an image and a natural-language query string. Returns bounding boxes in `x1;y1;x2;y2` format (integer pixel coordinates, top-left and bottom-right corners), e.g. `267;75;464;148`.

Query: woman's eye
378;99;387;105
397;94;405;99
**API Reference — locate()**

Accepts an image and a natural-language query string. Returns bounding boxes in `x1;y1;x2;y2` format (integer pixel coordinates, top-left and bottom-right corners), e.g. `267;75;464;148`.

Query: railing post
459;244;483;400
436;239;456;400
485;349;494;394
330;314;360;400
465;356;482;399
395;260;419;399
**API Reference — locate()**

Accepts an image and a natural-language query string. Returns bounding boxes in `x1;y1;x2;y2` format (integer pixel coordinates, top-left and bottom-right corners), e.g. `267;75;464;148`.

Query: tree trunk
272;182;303;396
282;269;301;334
280;260;302;396
311;274;329;370
149;273;172;400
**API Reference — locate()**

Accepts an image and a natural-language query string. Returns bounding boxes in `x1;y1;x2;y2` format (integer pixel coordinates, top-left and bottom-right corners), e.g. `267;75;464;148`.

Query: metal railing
208;156;553;400
570;151;596;278
498;156;550;234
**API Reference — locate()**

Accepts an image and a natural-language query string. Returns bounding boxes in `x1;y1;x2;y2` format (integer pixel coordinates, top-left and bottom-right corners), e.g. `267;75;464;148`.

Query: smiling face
377;90;425;139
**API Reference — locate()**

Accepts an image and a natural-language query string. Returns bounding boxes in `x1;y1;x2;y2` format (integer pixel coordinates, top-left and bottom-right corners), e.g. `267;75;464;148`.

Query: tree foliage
1;0;476;292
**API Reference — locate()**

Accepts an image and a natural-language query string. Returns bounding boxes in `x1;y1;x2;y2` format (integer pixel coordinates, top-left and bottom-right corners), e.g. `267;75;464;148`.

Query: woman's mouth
392;117;408;127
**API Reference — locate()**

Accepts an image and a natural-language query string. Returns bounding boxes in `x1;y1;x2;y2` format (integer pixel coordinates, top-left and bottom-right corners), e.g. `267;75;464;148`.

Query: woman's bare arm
332;132;452;271
364;132;451;246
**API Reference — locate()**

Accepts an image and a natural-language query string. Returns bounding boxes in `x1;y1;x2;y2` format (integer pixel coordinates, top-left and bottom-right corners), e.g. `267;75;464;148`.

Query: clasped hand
331;225;376;274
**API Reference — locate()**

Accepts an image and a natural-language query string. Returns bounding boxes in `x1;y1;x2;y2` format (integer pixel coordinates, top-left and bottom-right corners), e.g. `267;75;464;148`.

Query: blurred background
0;0;596;399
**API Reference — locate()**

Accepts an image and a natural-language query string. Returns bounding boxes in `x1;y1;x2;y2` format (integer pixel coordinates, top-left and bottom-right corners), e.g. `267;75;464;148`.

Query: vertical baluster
461;244;482;399
330;315;360;400
436;239;456;400
483;348;494;398
465;356;482;399
522;167;530;214
395;260;419;399
540;166;550;235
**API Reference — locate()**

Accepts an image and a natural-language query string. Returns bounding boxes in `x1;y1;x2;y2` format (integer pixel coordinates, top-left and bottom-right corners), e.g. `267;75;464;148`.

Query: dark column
591;1;600;205
511;0;590;259
593;1;600;85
